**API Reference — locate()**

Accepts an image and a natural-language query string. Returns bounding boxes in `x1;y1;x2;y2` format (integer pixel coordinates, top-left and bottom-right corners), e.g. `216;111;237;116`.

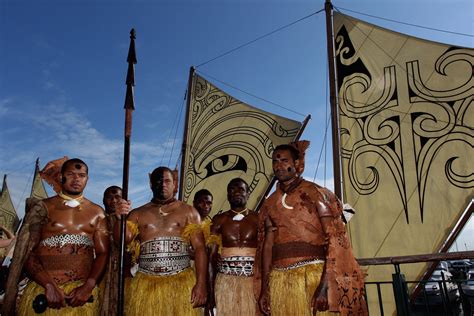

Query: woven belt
138;237;190;276
272;242;325;262
218;256;254;277
273;258;325;271
40;234;94;248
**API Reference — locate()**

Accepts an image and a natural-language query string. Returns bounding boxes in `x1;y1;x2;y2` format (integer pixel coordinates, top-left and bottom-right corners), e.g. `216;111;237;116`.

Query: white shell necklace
231;208;249;221
59;191;83;208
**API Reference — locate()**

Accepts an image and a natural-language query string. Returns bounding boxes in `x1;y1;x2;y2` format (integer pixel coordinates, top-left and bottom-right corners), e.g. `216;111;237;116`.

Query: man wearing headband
256;142;367;316
18;158;109;315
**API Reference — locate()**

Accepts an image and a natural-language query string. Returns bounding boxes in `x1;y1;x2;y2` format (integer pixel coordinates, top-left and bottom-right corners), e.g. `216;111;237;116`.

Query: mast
324;0;342;199
178;66;195;199
118;28;137;316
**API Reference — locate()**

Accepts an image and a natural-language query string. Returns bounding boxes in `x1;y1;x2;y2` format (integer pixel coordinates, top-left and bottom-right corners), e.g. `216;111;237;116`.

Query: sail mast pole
324;0;342;199
178;66;195;200
118;28;137;316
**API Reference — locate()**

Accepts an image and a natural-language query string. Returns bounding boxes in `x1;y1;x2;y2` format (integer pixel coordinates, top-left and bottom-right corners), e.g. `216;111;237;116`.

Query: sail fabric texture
0;176;19;233
333;12;473;313
31;163;48;200
181;73;303;216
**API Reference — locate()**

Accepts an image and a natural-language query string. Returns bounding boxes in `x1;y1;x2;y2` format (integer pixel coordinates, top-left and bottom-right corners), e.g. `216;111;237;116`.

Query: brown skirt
215;273;258;316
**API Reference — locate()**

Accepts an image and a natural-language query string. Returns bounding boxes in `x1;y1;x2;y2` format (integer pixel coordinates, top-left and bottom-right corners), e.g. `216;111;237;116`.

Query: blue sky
1;0;473;248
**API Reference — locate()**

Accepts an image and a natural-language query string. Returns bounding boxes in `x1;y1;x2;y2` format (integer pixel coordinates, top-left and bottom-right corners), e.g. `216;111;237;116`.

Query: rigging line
196;8;325;68
196;70;307;117
168;90;186;167
324;61;329;187
335;6;474;38
15;168;34;212
313;115;331;183
1;160;36;176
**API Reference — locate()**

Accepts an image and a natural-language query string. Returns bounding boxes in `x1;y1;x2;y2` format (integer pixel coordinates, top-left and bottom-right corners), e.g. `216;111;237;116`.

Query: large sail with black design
179;68;309;216
332;11;473;313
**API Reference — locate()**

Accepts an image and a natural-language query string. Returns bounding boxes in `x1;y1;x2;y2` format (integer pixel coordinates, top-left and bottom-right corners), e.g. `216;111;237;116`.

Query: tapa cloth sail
31;162;48;200
334;12;473;314
180;73;304;216
0;176;19;234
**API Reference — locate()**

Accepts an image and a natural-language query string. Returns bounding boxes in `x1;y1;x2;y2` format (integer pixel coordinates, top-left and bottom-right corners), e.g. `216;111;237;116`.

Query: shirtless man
116;166;207;316
210;178;259;315
192;189;214;315
100;186;129;315
257;142;367;316
19;158;109;315
193;189;213;221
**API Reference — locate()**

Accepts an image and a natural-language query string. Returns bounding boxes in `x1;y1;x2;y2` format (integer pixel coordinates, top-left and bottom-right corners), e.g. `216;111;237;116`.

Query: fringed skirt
269;262;338;316
17;280;100;316
215;273;258;316
125;268;201;316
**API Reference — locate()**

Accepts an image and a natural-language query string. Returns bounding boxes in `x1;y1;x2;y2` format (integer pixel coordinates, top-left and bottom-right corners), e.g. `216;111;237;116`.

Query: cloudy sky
1;0;472;248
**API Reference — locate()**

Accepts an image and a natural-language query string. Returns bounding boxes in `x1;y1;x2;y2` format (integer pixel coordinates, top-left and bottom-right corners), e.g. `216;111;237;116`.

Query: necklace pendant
281;193;294;210
232;214;245;221
159;207;169;216
64;200;81;208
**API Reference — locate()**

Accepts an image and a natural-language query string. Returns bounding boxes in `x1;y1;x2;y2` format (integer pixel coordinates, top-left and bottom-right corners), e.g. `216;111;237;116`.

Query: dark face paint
151;169;174;201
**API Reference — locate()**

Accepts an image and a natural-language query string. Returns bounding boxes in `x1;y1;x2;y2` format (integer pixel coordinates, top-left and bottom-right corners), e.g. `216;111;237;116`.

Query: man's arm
113;199;135;245
259;216;274;315
68;214;110;307
311;195;336;312
207;217;222;311
24;228;67;309
188;210;208;308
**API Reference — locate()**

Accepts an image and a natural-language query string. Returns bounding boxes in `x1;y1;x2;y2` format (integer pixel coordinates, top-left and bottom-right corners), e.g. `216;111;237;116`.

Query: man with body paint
209;178;259;315
115;166;207;316
18;158;109;316
256;142;367;316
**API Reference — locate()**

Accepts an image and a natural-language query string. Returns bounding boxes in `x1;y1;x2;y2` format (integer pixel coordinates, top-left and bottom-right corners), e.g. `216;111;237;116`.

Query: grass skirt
17;280;100;316
126;268;201;316
269;263;338;316
215;273;257;316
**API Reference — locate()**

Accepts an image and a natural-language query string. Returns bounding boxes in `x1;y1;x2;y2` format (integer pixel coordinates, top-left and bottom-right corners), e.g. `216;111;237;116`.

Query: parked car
461;269;474;312
414;269;460;307
451;260;471;272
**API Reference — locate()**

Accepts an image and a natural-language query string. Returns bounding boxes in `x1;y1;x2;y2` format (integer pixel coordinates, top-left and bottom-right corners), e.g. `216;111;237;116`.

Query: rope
196;8;325;68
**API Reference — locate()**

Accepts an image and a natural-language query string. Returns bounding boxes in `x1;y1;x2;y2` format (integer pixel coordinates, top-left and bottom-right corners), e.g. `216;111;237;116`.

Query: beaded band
218;256;255;277
138;236;191;276
40;234;94;248
272;258;324;271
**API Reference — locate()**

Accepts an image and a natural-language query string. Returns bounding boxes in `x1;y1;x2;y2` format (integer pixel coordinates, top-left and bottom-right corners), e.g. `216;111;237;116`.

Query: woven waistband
272;242;325;262
218;256;254;277
273;259;325;271
139;237;190;276
40;234;94;248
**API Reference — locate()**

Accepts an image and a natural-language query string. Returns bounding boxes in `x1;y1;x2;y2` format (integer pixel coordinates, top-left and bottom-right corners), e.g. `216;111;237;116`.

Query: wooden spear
118;28;137;316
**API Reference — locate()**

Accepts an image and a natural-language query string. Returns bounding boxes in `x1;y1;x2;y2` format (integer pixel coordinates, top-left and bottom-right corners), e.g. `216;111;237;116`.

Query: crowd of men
2;141;367;315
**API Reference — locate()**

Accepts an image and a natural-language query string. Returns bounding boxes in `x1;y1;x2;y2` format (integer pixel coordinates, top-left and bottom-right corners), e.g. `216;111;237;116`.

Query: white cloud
0;98;12;118
0;100;173;219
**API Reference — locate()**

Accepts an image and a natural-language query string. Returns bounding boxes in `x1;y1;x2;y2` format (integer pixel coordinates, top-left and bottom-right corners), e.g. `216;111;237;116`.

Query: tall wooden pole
178;66;195;200
324;0;342;199
118;28;137;316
